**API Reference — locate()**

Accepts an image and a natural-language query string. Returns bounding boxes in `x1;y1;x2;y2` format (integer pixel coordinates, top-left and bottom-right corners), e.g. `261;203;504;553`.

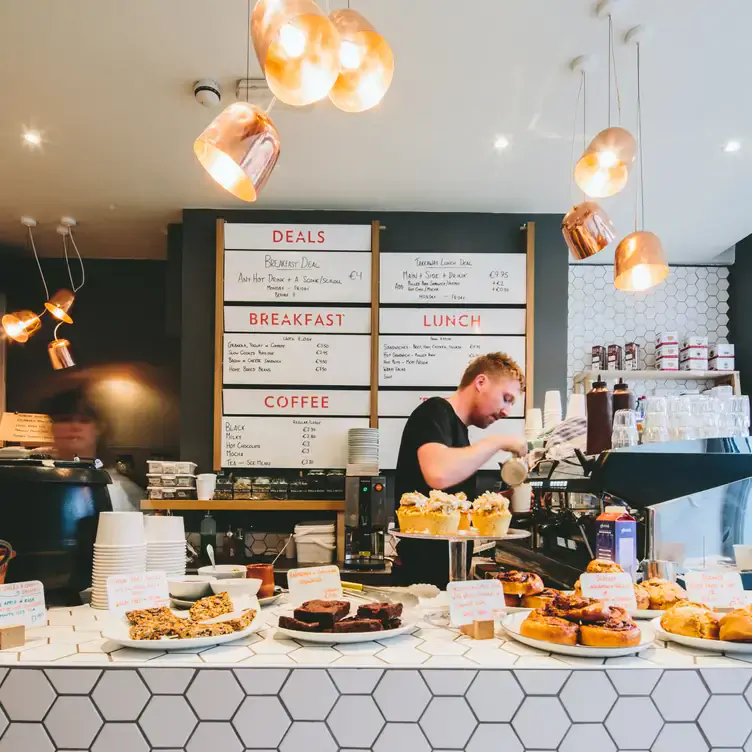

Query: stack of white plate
146;516;187;578
91;512;146;610
349;428;379;465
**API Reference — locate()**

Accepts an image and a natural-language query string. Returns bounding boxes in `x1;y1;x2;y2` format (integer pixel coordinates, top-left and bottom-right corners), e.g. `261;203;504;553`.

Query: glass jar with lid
289;473;308;499
251;476;271;500
270;477;289;500
326;469;346;499
306;470;327;498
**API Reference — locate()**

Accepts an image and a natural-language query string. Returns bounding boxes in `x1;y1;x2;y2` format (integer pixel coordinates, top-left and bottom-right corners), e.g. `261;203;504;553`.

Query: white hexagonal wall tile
0;670;56;721
560;723;616;752
653;722;709;752
466;671;523;722
279;669;337;721
513;669;570;695
328;696;384;747
44;696;103;749
512;696;570;749
43;668;101;694
560;671;616;721
139;695;198;748
187;669;243;721
699;695;752;747
139;667;195;694
374;670;431;722
234;668;289;694
92;723;150;752
0;723;53;752
421;669;476;695
420;697;477;749
187;722;243;752
279;722;336;752
233;696;291;748
329;668;383;694
374;722;431;752
466;723;522;752
606;668;662;695
93;669;150;720
652;670;709;721
606;697;663;749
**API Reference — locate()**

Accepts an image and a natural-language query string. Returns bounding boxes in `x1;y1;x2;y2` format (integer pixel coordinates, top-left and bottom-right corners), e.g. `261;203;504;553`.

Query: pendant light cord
65;229;86;293
245;0;251;102
27;226;49;300
607;15;623;127
53;321;63;340
569;71;585;204
637;42;645;230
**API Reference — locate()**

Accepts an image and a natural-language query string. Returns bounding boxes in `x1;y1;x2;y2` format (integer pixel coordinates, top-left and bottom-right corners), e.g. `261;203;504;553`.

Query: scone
396;492;429;533
586;559;624;574
719;607;752;642
660;603;720;640
633;583;651;610
641;578;687;610
471;491;512;536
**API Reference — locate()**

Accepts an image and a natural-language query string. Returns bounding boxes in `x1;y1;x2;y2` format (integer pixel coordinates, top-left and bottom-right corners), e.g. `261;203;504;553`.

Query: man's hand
497;436;527;457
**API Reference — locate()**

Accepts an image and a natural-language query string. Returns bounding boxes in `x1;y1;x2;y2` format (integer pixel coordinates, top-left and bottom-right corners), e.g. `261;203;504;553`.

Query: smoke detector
193;79;222;107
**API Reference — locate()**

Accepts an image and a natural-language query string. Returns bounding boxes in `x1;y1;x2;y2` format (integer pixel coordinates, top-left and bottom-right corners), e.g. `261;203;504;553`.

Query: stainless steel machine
344;475;387;570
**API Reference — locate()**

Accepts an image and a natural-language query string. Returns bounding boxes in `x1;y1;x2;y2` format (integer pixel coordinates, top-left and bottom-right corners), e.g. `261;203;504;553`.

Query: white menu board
380;308;525;335
379;417;524;470
379;390;524;419
224;389;370;416
222;416;369;468
224;334;370;386
225;223;371;251
380;253;526;304
380;335;525;387
225;251;371;302
225;306;370;333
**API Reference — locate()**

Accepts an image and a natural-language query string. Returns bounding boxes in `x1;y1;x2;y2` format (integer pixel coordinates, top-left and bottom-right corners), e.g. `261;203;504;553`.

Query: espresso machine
344;475;387;570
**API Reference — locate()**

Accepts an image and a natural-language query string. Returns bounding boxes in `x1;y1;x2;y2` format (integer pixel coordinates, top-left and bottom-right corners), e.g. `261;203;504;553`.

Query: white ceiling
0;0;749;262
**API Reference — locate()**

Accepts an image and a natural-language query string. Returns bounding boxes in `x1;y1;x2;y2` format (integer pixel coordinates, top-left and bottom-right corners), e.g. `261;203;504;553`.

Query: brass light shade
251;0;340;107
574;127;636;198
562;201;616;260
45;289;75;324
328;9;394;113
1;310;41;343
194;102;280;202
614;231;669;292
48;338;75;370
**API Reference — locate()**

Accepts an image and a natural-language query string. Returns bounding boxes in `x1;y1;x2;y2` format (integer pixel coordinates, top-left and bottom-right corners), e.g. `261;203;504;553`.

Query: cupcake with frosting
424;491;462;535
453;492;472;531
396;492;429;533
472;491;512;536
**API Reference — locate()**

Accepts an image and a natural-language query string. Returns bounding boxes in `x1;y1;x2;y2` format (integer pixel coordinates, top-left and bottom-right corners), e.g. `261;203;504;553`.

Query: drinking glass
612;409;639;448
642;425;670;444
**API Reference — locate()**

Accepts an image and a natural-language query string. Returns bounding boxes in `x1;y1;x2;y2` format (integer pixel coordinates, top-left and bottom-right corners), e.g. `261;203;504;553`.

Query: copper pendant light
194;102;281;202
251;0;340;107
48;336;75;370
1;310;42;343
45;288;75;324
574;126;635;198
614;231;669;291
562;201;616;260
328;9;394;113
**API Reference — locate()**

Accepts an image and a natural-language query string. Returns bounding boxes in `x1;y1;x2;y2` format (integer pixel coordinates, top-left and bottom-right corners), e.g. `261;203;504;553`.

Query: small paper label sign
447;579;505;627
0;412;54;444
287;565;342;607
685;570;746;609
0;581;46;628
107;572;169;616
579;572;638;612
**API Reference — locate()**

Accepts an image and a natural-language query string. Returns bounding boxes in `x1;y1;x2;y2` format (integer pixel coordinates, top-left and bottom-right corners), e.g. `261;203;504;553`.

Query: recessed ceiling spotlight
494;135;510;151
724;139;741;153
21;128;43;149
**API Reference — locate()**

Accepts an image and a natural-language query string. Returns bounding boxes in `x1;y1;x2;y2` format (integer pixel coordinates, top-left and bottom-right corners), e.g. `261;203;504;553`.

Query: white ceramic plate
276;621;415;644
651;617;752;653
502;611;653;658
632;609;667;620
259;589;284;607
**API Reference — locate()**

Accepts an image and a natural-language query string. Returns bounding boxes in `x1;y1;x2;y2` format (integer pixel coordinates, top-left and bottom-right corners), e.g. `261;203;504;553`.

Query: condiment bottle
200;512;217;564
586;374;613;454
612;378;636;419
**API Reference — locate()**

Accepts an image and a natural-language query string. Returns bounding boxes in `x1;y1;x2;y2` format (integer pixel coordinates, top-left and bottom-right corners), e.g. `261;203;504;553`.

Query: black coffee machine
344;475;387;570
0;459;113;605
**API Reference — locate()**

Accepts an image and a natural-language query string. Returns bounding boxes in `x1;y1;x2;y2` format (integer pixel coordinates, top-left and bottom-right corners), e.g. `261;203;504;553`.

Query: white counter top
3;602;750;669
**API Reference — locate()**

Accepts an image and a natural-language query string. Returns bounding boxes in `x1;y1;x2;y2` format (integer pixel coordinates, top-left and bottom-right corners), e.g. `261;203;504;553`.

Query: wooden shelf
573;370;740;394
140;499;345;512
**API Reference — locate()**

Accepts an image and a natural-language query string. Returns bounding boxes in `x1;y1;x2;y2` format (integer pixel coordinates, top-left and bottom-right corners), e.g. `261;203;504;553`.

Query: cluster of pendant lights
194;0;394;203
562;13;669;293
1;223;82;370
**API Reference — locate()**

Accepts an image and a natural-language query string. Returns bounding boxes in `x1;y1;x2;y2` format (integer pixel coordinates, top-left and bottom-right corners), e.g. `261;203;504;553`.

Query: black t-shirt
394;397;477;508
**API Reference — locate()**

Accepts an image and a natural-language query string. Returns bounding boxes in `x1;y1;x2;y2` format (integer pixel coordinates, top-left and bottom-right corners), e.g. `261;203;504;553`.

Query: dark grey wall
181;209;568;468
730;233;752;387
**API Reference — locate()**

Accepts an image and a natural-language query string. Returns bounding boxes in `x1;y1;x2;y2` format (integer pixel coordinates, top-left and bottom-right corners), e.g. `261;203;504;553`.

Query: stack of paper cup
525;408;543;441
91;512;146;610
566;393;587;420
145;516;187;577
544;390;563;430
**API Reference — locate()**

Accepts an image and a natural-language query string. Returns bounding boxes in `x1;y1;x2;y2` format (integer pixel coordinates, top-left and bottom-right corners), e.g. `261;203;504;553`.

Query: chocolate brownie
356;602;403;626
384;617;402;630
278;615;323;632
293;600;351;630
333;617;383;633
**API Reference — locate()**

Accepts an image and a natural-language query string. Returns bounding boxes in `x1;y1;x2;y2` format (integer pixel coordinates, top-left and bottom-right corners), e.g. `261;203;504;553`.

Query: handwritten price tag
287;565;342;607
0;581;46;627
580;573;638;612
447;580;505;627
106;572;169;616
685;571;746;609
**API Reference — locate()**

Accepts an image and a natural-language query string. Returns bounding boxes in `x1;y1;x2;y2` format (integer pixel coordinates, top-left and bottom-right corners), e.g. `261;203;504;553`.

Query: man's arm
417;434;526;490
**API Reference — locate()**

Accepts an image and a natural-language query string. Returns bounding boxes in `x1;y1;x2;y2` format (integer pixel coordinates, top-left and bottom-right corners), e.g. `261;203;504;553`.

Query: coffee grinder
344;475;386;569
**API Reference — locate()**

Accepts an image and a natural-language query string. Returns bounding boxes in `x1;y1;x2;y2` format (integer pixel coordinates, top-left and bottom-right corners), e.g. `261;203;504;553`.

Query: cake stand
391;528;531;582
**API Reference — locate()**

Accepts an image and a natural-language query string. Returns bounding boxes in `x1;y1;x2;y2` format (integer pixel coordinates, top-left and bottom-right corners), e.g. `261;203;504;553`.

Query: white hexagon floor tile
652;670;709;721
139;695;198;748
279;722;337;752
560;670;616;721
0;723;54;752
92;669;150;720
373;722;431;752
328;695;385;747
466;671;523;722
512;696;571;749
43;668;101;694
91;723;150;752
280;669;338;720
420;696;477;749
329;668;383;694
374;670;431;721
186;722;243;752
606;697;664;749
0;669;56;720
139;667;195;694
560;723;616;752
233;696;291;748
187;669;244;720
653;722;710;752
44;696;103;749
514;669;570;695
699;695;752;748
466;723;522;752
